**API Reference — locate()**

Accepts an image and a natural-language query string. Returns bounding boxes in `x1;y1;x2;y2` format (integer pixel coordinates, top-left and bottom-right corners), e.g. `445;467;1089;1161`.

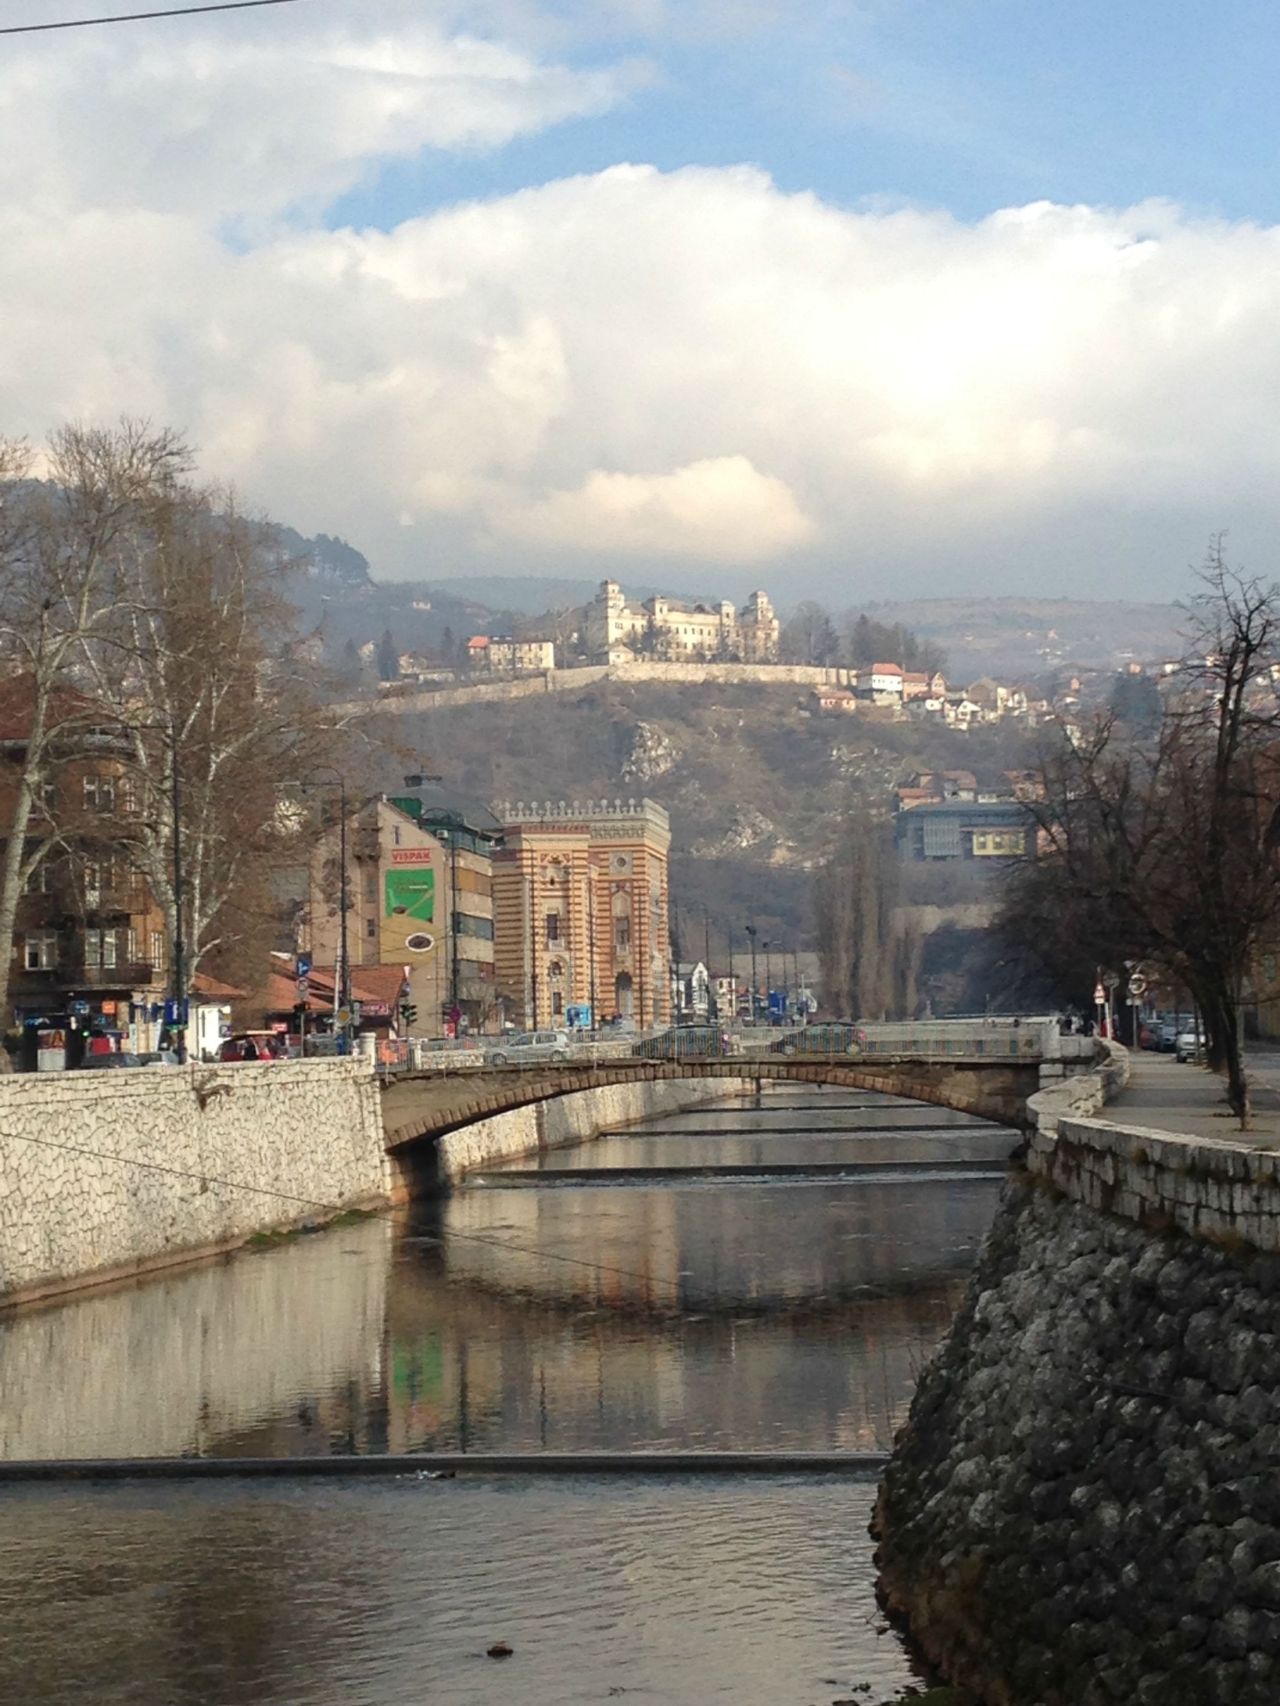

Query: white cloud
497;456;816;560
4;5;1280;594
0;4;637;220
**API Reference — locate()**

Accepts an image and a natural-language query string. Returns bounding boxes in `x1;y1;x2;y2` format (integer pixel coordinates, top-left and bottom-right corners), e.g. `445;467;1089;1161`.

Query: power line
0;1123;672;1293
0;0;310;37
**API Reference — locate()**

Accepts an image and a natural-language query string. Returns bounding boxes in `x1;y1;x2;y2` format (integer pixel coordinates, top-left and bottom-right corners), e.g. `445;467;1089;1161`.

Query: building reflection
0;1108;1002;1462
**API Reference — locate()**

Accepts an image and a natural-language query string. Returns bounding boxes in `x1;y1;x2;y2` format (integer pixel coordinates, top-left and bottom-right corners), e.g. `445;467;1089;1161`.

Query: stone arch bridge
381;1053;1046;1164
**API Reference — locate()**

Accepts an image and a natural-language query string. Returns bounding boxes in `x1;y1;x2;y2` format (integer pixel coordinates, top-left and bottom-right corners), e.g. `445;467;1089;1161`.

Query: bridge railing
735;1018;1057;1063
853;1021;1050;1061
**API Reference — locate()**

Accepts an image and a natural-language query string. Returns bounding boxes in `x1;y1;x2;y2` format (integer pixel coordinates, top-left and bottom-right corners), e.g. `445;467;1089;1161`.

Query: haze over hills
286;525;1188;685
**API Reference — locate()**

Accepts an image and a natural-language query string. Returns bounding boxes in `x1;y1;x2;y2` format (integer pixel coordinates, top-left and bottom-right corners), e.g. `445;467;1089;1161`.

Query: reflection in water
0;1478;921;1706
0;1086;1003;1461
0;1087;1005;1704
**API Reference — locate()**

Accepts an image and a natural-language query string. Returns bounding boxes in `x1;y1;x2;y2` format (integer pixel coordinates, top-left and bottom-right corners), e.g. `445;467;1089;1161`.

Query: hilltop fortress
581;579;780;663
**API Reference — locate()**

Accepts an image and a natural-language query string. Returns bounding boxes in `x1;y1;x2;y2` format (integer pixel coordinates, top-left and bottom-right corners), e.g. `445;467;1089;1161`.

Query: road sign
1127;973;1147;998
1093;983;1106;1004
295;952;313;978
296;977;310;1000
336;1007;351;1026
1102;971;1120;990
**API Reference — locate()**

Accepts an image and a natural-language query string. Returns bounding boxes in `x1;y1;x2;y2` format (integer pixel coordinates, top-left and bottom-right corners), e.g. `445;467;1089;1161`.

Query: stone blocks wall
0;1060;389;1305
1028;1113;1280;1254
435;1078;753;1181
875;1178;1280;1706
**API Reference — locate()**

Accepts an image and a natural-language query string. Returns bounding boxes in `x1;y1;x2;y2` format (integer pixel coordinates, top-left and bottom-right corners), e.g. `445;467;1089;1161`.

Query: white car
486;1029;573;1066
1174;1030;1203;1063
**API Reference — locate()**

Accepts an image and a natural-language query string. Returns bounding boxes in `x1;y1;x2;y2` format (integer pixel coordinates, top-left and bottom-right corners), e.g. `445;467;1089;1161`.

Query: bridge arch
381;1056;1040;1163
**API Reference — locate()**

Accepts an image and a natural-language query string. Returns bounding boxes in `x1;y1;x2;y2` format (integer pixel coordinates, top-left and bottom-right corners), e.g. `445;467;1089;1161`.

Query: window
615;917;631;950
23;863;50;895
24;933;56;971
545;912;560;945
40;781;56;812
150;929;165;968
126;928;139;962
85;930;117;970
363;872;377;903
83;774;115;812
366;918;376;939
552;991;563;1016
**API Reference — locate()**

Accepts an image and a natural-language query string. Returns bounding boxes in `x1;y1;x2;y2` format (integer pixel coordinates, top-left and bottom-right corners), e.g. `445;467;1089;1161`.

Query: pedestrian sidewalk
1107;1051;1280;1146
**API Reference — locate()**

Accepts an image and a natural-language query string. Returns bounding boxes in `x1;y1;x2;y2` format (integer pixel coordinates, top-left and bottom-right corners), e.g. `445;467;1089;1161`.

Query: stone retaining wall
875;1178;1280;1706
0;1061;389;1306
349;658;851;718
875;1044;1280;1704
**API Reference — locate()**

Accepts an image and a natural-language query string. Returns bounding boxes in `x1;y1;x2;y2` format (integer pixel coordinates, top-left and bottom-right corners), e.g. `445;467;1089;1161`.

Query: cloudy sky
3;0;1279;600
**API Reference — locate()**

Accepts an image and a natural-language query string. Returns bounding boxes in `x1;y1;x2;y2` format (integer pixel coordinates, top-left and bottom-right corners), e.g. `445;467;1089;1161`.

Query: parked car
486;1030;572;1066
1175;1030;1204;1063
219;1032;288;1063
768;1022;865;1057
633;1025;735;1059
80;1051;146;1070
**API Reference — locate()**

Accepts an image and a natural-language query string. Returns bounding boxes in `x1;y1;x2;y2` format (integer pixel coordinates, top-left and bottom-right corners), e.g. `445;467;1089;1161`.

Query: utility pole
745;923;758;1023
169;735;186;1063
763;940;773;1024
703;908;714;1020
728;931;736;1024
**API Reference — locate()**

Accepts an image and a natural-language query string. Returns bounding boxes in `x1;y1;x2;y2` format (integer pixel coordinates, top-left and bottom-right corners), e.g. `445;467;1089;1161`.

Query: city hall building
491;798;672;1030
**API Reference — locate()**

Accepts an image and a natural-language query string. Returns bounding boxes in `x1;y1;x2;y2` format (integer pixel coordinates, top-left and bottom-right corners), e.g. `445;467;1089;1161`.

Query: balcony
72;963;158;990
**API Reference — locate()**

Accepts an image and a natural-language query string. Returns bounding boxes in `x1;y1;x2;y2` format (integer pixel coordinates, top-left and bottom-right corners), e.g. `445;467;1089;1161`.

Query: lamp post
744;924;758;1023
422;806;466;1033
763;940;773;1025
168;734;186;1061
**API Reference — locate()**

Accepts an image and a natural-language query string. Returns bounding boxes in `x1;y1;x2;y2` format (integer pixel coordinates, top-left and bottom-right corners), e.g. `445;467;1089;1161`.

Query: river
0;1083;1009;1704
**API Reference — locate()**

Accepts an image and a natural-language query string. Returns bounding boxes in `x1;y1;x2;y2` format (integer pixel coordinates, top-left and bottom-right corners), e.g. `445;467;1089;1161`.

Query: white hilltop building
582;580;779;663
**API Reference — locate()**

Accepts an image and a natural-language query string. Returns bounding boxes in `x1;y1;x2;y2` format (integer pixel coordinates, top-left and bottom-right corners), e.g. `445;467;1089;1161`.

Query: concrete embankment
875;1048;1280;1706
431;1077;755;1183
0;1060;388;1308
0;1062;754;1306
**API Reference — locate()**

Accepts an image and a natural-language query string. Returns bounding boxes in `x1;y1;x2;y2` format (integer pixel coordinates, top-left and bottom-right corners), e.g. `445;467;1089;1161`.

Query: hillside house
855;663;905;705
812;686;858;714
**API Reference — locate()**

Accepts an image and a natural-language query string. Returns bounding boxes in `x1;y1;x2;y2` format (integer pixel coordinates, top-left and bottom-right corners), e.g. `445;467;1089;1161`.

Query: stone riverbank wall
432;1077;754;1182
0;1060;389;1308
875;1054;1280;1706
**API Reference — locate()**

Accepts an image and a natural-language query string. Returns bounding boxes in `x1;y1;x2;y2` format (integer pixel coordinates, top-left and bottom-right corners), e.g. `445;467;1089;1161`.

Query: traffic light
399;1002;417;1028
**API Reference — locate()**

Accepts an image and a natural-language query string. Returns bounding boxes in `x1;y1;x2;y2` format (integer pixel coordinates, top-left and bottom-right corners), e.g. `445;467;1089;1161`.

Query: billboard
382;849;438;962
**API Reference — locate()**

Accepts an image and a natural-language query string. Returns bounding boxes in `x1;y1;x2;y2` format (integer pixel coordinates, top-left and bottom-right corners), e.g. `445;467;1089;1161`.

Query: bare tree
0;423;189;1045
814;804;921;1019
999;542;1280;1123
75;484;337;995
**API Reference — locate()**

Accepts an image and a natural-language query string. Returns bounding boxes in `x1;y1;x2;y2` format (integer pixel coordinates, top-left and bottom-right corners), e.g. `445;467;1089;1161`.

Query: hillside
868;597;1186;680
364;681;1037;954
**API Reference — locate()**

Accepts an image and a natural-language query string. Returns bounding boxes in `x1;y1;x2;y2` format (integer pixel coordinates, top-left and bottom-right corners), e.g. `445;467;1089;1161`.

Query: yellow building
492;798;671;1029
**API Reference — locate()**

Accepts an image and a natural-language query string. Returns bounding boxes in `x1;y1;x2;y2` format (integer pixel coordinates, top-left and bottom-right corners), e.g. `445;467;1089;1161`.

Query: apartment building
301;785;501;1036
0;697;170;1044
491;797;671;1029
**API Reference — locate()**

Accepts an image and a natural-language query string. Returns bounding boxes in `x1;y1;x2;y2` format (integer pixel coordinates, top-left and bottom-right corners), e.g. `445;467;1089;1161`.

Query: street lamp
422;806;467;1032
763;940;773;1024
744;923;759;1023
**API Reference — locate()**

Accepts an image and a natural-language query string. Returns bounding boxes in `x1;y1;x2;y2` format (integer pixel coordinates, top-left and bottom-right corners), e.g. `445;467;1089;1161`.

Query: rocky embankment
874;1176;1280;1706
